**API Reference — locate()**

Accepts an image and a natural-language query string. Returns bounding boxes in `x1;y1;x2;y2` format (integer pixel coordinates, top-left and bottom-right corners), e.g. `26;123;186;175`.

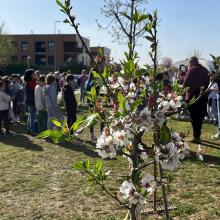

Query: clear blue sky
1;0;220;64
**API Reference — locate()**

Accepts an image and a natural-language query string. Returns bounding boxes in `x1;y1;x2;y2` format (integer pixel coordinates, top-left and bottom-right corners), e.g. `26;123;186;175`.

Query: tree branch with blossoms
38;1;194;220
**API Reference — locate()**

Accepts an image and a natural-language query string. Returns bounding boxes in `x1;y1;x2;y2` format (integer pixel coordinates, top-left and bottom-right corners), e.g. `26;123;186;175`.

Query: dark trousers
188;97;208;139
12;98;18;117
37;110;48;133
0;109;9;133
67;109;77;129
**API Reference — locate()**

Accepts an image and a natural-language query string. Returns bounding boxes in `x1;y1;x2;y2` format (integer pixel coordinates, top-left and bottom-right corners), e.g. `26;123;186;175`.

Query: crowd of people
0;56;219;144
0;69;88;137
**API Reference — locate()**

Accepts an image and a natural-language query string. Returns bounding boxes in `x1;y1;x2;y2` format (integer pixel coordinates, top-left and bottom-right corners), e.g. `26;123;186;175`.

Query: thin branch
137;160;154;170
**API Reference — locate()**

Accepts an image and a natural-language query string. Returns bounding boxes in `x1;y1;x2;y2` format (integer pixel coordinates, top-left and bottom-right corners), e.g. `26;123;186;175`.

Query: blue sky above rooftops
1;0;220;65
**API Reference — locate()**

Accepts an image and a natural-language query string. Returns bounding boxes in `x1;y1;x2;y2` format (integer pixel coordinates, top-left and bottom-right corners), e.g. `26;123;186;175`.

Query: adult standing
183;57;210;144
24;69;37;136
44;74;63;130
78;69;87;104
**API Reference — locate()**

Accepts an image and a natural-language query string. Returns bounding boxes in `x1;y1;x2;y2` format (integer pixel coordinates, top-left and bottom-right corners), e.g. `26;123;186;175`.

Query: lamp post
54;20;61;72
27;56;31;69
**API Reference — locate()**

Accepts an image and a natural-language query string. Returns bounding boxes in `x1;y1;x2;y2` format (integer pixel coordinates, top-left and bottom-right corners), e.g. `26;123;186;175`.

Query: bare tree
162;57;173;69
98;0;148;60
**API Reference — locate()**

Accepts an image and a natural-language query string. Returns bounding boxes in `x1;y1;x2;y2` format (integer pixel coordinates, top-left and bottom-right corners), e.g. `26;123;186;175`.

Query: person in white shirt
35;75;47;133
208;78;219;125
0;80;11;135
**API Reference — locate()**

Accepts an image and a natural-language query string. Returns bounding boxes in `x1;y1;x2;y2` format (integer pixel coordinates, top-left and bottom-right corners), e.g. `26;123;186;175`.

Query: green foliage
75;159;108;183
0;22;15;67
160;125;172;145
118;92;126;113
37;129;64;144
59;60;87;75
87;87;97;103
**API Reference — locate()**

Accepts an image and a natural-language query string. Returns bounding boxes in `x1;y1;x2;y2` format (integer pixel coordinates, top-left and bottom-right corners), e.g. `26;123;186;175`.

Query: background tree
162;57;173;69
98;0;148;60
0;21;14;68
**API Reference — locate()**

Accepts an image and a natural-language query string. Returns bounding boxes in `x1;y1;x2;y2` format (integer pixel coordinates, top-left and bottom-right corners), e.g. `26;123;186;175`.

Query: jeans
80;87;85;103
27;105;37;134
37;110;48;133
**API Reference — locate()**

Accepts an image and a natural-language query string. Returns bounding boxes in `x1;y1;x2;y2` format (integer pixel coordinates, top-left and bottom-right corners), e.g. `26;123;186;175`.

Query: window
35;41;46;53
48;41;54;51
64;42;78;53
21;42;28;51
64;54;77;63
36;54;46;65
48;56;54;65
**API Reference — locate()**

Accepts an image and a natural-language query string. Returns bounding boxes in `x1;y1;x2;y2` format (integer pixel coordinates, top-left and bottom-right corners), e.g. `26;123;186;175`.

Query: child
63;74;77;129
35;75;47;133
44;74;63;130
0;81;11;135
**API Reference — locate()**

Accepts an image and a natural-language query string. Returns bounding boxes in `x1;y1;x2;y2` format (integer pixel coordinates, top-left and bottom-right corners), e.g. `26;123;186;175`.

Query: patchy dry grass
0;120;220;220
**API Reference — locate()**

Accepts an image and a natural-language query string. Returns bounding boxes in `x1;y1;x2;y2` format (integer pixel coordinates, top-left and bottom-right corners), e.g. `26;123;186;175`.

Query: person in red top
183;57;210;144
24;69;37;136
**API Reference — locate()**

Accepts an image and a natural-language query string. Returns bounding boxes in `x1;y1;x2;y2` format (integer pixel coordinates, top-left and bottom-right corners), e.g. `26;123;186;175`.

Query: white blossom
138;143;148;160
142;175;157;193
120;181;145;206
139;107;154;132
160;142;181;171
96;135;117;159
120;180;136;199
155;110;165;128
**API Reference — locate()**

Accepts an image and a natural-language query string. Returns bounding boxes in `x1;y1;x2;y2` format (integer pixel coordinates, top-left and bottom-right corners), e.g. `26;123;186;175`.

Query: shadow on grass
201;140;220;150
57;141;99;158
187;151;220;166
0;133;43;151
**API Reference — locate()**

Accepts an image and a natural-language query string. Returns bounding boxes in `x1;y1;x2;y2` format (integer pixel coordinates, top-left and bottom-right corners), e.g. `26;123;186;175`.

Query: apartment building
8;34;90;69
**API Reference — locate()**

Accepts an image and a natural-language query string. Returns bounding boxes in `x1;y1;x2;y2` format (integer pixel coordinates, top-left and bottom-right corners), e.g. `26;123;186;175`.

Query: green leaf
130;98;143;111
81;113;99;130
160;125;172;145
63;19;70;24
74;161;84;171
50;118;62;127
86;160;91;170
95;160;103;172
121;12;132;21
145;36;154;42
71;115;87;131
37;130;51;139
92;71;101;79
118;92;126;113
49;130;64;144
137;14;149;23
56;0;64;9
124;59;135;78
103;67;110;79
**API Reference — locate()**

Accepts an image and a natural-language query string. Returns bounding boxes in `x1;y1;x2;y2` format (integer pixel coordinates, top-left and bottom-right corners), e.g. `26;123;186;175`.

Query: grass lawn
0;120;220;220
